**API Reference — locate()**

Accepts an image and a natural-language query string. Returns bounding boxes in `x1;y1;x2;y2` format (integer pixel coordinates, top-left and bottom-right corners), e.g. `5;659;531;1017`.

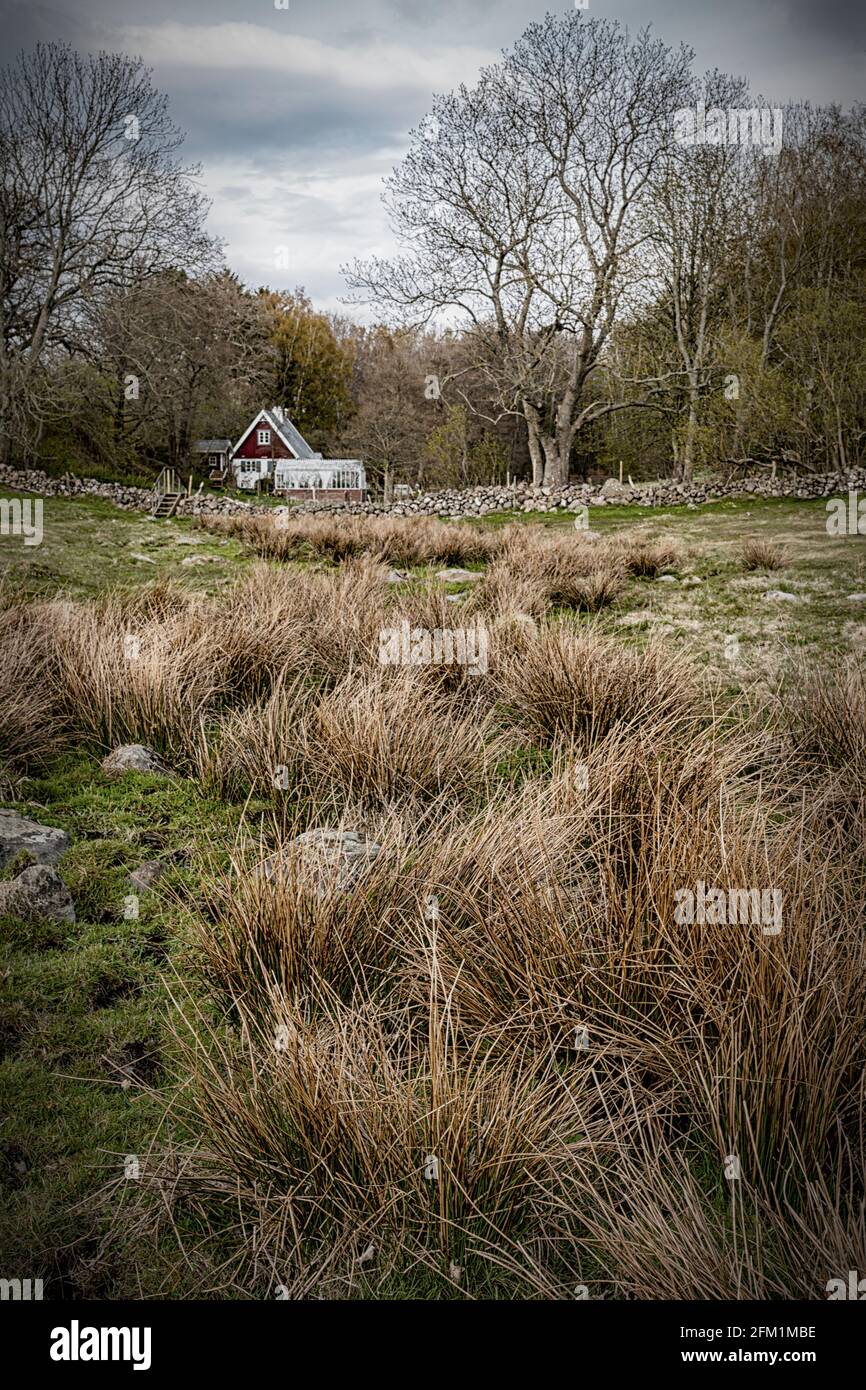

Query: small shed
193;439;233;486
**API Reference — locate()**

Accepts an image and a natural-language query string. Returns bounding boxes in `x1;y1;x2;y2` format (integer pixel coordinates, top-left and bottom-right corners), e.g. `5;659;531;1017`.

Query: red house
230;407;366;500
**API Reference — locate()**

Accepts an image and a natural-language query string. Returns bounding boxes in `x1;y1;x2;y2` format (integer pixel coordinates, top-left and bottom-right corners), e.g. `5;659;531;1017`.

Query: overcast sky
2;0;864;313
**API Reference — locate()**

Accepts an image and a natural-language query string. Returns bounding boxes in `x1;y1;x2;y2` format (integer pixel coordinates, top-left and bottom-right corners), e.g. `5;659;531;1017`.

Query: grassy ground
4;491;864;666
0;757;263;1297
1;488;864;1299
0;493;251;600
478;497;866;672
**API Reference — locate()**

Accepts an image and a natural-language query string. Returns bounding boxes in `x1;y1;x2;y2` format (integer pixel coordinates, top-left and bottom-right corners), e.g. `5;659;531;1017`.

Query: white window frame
238;459;257;473
257;428;271;446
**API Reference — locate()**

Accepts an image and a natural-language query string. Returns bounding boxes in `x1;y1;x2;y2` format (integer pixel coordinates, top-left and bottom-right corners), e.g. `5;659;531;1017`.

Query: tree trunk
525;414;544;487
680;383;700;481
541;437;569;487
113;372;126;450
671;433;681;481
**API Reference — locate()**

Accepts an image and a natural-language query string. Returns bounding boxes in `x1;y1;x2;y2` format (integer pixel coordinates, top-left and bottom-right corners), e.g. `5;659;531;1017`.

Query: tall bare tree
0;42;218;460
347;13;693;485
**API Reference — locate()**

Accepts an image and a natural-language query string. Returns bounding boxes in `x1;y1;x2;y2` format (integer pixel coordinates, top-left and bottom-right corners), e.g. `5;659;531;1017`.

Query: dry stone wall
2;463;865;521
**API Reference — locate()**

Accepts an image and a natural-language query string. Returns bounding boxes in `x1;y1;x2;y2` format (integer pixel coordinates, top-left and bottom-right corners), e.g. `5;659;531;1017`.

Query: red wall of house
234;425;292;460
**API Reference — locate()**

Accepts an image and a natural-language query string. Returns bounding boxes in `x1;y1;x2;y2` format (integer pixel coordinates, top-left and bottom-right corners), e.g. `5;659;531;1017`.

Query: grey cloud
2;0;863;310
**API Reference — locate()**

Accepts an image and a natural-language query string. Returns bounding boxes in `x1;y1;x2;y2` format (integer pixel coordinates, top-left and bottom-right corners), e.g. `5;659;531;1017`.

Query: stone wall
2;462;865;522
299;469;866;518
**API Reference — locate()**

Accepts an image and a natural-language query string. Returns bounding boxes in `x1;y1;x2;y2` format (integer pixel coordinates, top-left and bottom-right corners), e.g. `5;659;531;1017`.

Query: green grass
0;492;252;599
0;755;263;1297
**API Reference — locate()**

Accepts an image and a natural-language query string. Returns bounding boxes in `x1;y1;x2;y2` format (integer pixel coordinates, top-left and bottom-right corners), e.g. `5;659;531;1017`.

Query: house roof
262;408;318;460
232;408;318;461
193;439;232;452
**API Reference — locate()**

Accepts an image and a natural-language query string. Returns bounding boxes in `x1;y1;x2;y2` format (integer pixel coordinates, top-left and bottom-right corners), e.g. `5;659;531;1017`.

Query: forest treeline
2;23;865;492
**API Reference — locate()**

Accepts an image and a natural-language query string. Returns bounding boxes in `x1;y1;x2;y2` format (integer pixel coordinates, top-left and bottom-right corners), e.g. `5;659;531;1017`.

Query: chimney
272;405;285;423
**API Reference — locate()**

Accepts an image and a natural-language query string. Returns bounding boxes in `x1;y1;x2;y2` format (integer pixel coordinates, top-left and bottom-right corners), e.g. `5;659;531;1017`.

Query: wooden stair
151;492;182;518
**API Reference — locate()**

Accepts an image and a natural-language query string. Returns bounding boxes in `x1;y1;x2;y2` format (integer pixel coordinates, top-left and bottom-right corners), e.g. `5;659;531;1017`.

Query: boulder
435;567;483;583
617;611;658;628
128;861;165;892
763;590;801;603
260;828;381;894
600;478;629;498
0;865;75;923
100;744;173;778
0;810;70;870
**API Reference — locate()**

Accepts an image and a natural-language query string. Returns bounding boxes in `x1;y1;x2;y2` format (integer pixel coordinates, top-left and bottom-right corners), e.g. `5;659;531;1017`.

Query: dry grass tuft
741;536;789;570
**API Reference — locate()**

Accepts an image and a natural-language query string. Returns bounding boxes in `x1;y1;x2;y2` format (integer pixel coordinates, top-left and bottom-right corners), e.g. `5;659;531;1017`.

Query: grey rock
128;860;165;892
386;569;408;584
100;745;173;778
0;864;75;923
763;589;801;603
435;567;483;583
0;810;70;870
848;593;866;602
600;478;629;498
260;828;381;894
617;611;657;628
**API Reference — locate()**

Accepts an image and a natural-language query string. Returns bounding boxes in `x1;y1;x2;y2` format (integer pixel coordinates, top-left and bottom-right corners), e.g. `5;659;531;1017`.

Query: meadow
1;495;864;1299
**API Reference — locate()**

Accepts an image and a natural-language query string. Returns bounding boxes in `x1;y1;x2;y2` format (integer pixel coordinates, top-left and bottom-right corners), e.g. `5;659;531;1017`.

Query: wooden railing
153;466;181;497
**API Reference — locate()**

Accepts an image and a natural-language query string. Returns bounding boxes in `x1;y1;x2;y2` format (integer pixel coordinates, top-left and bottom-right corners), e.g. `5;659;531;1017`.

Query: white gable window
257;428;271;445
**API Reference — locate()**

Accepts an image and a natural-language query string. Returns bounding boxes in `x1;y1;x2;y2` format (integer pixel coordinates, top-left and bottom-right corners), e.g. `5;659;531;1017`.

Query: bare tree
642;73;751;479
90;271;267;469
0;42;218;460
347;13;693;485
